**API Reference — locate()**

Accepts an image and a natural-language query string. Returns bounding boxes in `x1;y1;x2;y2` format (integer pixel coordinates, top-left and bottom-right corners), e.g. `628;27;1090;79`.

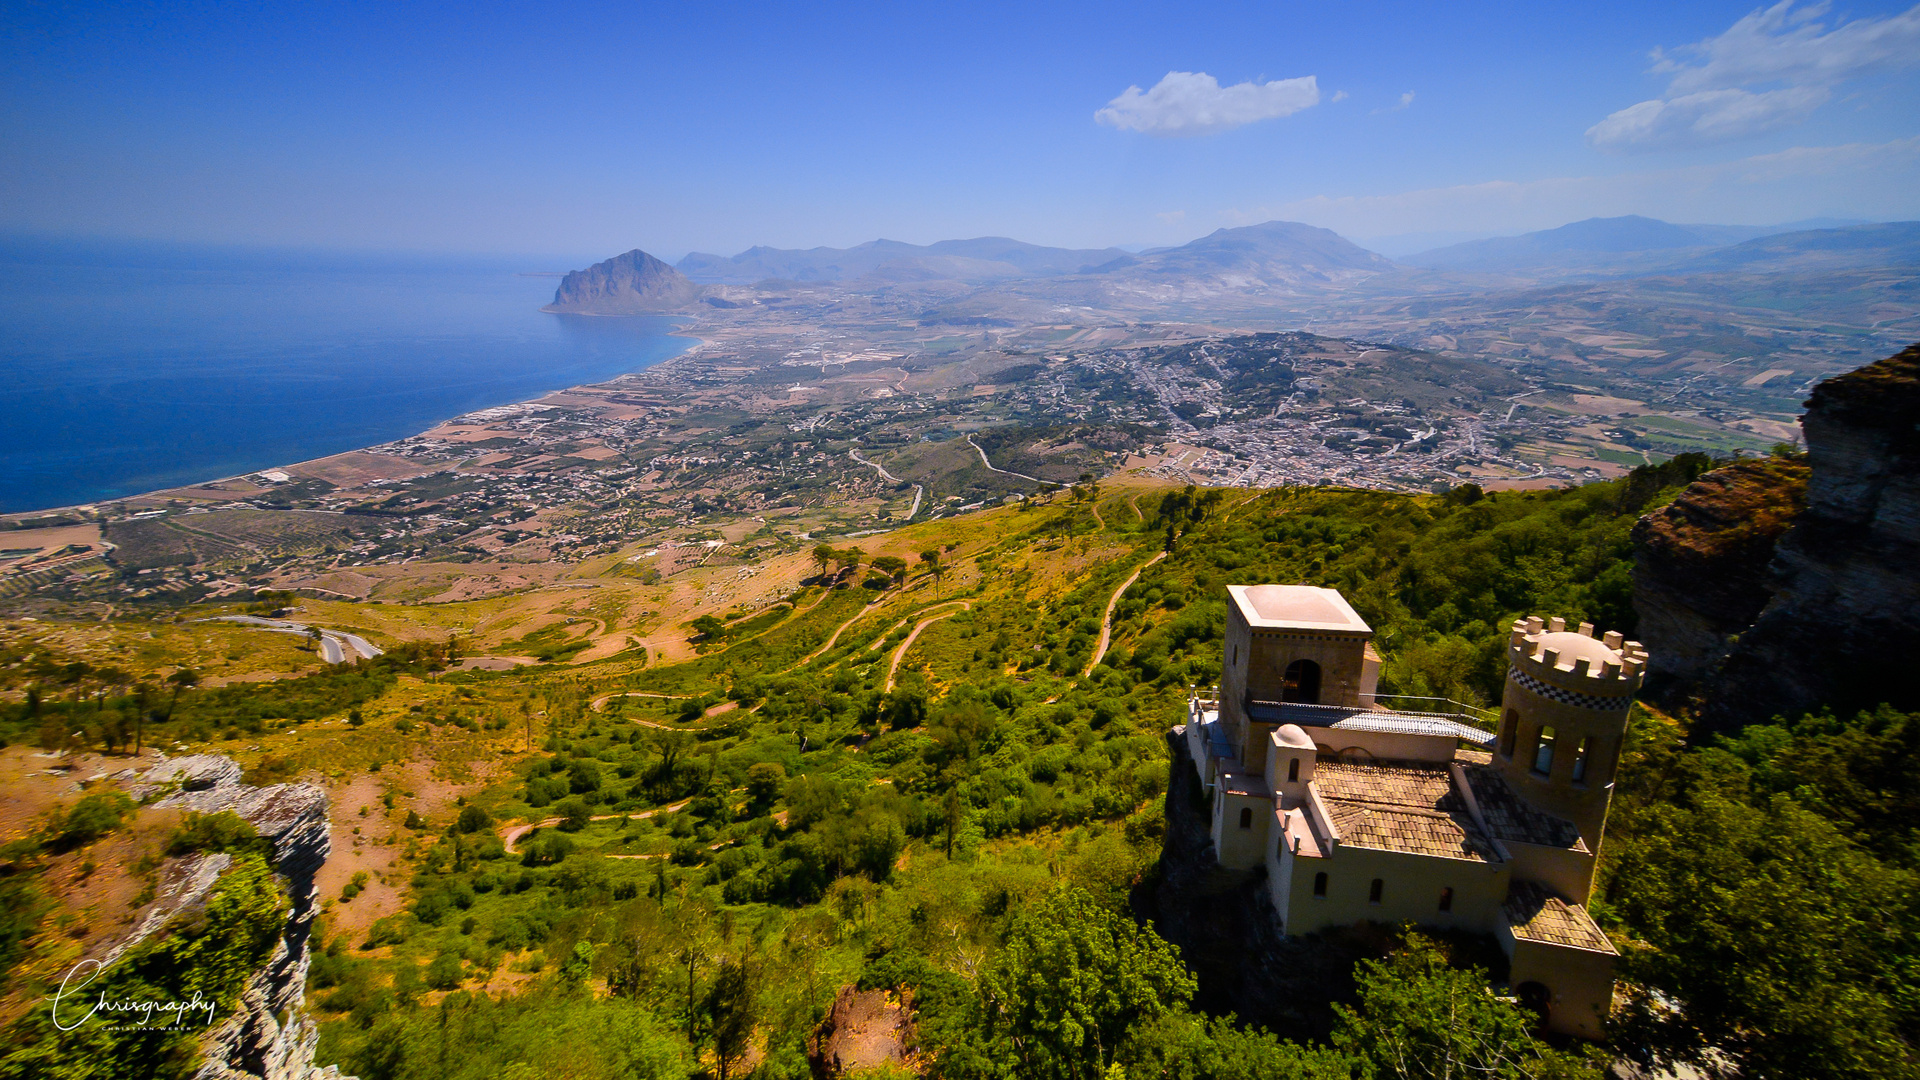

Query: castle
1179;584;1644;1038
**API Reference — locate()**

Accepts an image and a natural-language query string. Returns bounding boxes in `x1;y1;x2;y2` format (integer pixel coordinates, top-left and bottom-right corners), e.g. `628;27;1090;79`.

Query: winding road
500;798;693;856
1084;552;1166;676
965;435;1045;484
884;600;971;691
850;446;926;521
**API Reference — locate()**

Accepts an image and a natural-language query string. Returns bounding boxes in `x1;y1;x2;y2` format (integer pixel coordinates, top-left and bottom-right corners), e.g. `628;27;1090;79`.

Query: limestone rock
131;754;244;798
1695;344;1920;733
1630;456;1808;692
542;249;701;314
112;758;343;1080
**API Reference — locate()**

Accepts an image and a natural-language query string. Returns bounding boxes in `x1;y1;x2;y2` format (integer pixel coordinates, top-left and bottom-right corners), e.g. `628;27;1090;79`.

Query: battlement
1507;616;1645;695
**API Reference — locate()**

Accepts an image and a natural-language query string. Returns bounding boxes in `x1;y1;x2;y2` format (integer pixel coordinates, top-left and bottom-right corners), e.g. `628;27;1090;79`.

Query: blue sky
4;1;1918;259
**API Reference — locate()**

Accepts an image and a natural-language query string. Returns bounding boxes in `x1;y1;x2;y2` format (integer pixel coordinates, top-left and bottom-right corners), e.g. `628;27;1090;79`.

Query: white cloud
1225;136;1920;241
1589;2;1920;152
1330;90;1350;103
1373;91;1415;115
1095;71;1319;137
1588;85;1829;151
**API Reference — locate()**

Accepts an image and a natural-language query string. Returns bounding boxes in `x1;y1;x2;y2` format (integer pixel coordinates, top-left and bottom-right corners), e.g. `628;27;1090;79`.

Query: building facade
1182;585;1645;1039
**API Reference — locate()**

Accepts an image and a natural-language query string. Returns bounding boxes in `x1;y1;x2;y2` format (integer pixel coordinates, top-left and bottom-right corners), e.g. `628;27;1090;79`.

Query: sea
0;237;692;515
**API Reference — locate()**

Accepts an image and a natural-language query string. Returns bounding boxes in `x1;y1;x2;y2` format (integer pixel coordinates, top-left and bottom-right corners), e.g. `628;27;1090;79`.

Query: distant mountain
677;237;1133;285
1402;215;1872;274
543;249;700;314
1119;221;1393;282
1680;221;1920;274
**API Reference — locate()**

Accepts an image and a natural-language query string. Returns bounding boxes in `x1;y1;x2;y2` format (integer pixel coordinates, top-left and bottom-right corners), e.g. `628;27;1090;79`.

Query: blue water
0;239;692;513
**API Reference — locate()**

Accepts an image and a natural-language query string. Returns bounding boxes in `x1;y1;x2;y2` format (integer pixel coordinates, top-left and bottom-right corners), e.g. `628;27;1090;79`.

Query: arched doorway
1282;659;1321;704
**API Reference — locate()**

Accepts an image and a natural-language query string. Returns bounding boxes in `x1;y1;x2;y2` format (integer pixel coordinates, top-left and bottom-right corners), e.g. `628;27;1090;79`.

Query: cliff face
1630;457;1808;692
138;757;342;1080
542;248;701;314
1633;344;1920;733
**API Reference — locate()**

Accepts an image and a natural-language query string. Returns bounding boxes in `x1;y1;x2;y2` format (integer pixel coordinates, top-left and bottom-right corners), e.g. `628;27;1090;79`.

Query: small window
1534;726;1556;775
1287;757;1300;782
1368;878;1384;905
1312;872;1328;897
1572;737;1593;783
1231;644;1238;666
1438;887;1454;913
1498;710;1519;758
1238;806;1253;829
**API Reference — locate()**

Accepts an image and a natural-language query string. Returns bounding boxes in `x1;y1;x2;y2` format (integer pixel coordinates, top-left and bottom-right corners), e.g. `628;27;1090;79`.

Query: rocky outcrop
1656;344;1920;734
1630;457;1808;693
811;986;914;1077
542;249;701;314
131;758;340;1080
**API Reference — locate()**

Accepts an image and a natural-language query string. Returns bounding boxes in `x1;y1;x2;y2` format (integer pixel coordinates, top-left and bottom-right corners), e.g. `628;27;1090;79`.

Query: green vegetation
1;853;288;1080
10;453;1906;1080
1601;705;1920;1079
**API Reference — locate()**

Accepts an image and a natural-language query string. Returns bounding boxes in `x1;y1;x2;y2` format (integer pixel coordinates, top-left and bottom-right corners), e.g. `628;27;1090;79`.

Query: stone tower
1494;616;1646;852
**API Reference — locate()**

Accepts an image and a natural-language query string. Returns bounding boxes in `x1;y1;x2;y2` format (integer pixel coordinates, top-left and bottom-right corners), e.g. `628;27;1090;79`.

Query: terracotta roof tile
1504;881;1616;953
1462;765;1586;851
1314;760;1493;862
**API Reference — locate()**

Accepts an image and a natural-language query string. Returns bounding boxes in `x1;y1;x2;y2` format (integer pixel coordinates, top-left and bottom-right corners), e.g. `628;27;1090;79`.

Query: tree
835;548;863;577
812;543;837;579
873;555;908;585
705;957;756;1080
746;762;786;807
1332;935;1601;1080
555;797;593;832
689;615;726;643
456;804;492;833
164;668;199;721
979;886;1196;1080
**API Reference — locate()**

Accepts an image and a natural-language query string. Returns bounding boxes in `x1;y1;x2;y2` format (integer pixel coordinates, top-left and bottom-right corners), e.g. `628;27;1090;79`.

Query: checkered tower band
1507;667;1633;713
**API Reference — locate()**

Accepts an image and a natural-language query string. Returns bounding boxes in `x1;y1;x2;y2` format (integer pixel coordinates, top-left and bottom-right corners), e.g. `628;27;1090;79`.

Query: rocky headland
541;248;701;315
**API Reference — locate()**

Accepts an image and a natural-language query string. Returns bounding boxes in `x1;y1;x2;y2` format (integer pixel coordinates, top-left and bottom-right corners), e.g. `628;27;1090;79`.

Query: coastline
1;321;709;525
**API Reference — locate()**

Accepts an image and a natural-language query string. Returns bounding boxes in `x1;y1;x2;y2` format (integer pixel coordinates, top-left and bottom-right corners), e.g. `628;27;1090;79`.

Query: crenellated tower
1495;616;1646;853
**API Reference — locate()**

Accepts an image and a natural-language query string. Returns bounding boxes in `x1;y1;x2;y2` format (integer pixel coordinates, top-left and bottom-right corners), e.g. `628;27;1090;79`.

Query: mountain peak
543;248;700;314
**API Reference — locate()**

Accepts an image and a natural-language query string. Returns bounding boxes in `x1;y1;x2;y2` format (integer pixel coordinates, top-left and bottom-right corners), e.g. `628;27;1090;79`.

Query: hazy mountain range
545;217;1920;315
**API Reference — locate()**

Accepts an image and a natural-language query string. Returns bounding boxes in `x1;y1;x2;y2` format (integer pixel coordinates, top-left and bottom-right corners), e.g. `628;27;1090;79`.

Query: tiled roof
1504;881;1616;954
1314;760;1494;862
1461;766;1586;850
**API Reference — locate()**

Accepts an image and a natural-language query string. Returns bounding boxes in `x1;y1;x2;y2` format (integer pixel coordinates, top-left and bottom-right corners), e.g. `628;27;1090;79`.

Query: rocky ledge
133;756;343;1080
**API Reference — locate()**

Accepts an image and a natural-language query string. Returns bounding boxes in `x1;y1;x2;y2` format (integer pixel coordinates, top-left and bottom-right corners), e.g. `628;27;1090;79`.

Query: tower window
1572;737;1593;783
1534;726;1556;776
1231;644;1238;666
1368;878;1384;905
1312;872;1327;897
1438;887;1454;913
1238;807;1253;829
1287;757;1300;782
1498;710;1518;758
1282;659;1322;704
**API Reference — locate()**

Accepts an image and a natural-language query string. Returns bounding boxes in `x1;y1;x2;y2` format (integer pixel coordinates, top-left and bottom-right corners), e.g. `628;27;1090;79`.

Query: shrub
167;811;270;857
58;792;133;848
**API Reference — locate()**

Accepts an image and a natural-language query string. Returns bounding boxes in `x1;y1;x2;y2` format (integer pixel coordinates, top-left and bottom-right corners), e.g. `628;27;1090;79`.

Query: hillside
2;349;1916;1078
